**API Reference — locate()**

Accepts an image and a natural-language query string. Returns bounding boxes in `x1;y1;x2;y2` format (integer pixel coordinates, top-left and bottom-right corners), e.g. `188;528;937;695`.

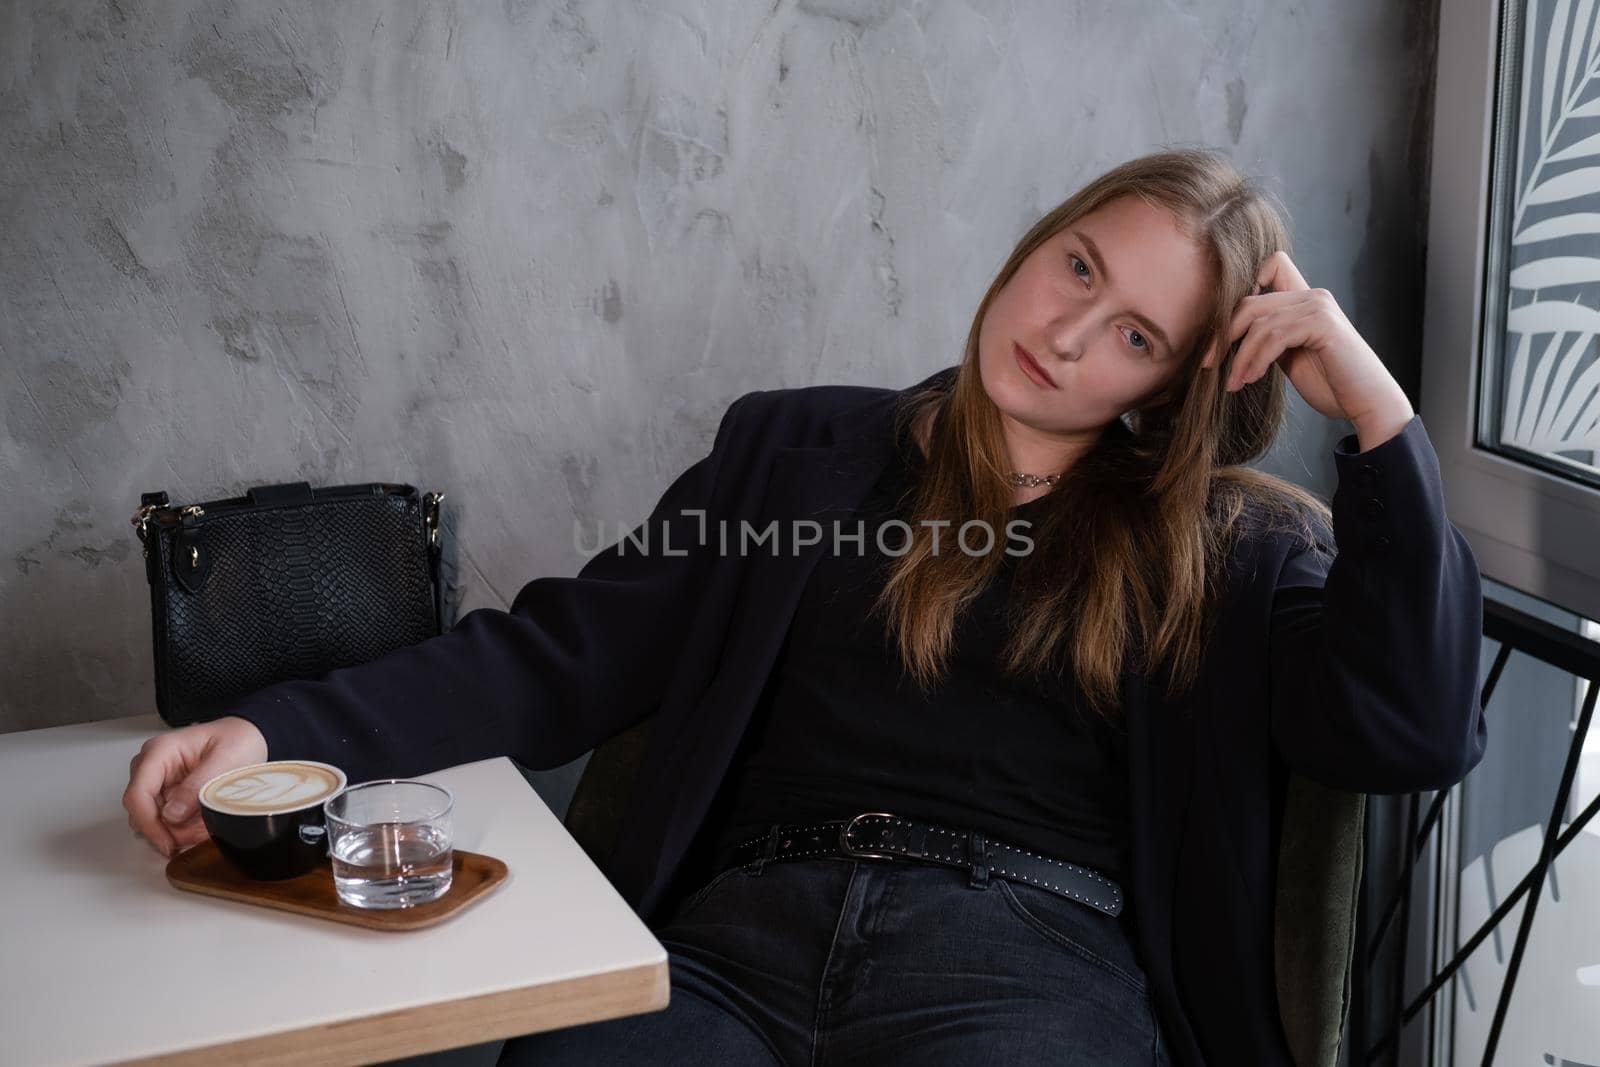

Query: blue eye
1067;254;1090;280
1123;328;1150;353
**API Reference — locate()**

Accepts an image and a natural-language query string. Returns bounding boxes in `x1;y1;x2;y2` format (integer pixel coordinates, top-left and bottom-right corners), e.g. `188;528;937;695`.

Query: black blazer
231;363;1488;1065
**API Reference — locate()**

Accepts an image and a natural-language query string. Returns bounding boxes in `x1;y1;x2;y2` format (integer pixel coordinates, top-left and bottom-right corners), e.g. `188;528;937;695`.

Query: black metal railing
1354;597;1600;1066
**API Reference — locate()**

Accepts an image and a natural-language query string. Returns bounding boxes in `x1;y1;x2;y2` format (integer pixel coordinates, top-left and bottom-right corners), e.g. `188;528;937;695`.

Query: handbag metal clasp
423;491;444;547
130;503;160;544
130;502;203;559
838;812;902;860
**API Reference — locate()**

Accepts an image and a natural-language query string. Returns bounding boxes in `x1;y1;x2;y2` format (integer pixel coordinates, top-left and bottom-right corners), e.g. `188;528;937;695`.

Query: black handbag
130;480;446;727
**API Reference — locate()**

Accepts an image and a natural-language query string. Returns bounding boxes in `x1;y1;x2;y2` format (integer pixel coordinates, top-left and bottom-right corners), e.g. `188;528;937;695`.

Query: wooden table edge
105;957;670;1067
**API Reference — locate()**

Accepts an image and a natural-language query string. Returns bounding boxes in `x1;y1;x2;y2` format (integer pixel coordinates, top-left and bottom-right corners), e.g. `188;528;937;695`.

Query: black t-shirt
706;424;1132;883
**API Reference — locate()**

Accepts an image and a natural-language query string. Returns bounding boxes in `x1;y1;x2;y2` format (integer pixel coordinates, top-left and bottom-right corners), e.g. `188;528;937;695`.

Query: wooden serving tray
166;838;509;931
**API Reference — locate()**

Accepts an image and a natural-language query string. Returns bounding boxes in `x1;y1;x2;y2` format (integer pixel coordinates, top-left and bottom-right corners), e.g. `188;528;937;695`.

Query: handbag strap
424;491;445;635
428;540;443;634
247;482;313;507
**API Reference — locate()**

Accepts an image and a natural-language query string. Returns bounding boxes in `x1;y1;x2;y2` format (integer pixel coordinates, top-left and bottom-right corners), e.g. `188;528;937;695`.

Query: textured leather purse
130;481;445;727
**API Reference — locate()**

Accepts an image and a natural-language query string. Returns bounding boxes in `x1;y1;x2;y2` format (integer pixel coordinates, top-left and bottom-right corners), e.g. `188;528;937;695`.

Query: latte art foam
202;762;343;815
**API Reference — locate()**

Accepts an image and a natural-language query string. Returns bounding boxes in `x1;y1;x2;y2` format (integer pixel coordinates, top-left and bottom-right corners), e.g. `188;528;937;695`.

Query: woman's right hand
121;716;269;858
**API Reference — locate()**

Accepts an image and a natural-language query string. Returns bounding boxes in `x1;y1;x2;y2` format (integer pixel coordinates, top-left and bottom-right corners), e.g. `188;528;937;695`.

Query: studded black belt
723;811;1124;918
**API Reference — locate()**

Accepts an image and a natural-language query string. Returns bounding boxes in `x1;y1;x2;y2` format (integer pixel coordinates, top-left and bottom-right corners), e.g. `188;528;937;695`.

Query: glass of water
324;780;454;909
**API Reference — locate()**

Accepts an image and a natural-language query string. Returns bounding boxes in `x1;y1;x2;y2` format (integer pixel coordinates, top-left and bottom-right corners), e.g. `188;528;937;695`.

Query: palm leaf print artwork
1499;0;1600;468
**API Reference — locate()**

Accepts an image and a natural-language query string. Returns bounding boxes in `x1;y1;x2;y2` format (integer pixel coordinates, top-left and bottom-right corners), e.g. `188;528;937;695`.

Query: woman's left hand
1203;251;1414;440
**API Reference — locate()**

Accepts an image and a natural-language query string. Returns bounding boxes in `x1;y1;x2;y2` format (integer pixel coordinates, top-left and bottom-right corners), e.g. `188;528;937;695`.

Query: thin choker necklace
1007;471;1061;488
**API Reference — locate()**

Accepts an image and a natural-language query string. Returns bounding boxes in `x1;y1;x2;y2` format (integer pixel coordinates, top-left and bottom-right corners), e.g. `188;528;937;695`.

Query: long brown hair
874;146;1332;720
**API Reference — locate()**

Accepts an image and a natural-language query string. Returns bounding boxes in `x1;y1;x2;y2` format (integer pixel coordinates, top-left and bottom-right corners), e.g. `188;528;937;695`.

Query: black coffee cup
197;760;348;880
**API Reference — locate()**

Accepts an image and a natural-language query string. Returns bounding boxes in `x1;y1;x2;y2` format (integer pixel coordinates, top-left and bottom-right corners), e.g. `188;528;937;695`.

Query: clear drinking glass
324;780;454;909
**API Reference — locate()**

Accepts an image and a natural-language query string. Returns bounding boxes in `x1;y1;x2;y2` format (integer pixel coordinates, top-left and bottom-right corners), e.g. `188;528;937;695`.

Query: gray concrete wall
1;0;1440;753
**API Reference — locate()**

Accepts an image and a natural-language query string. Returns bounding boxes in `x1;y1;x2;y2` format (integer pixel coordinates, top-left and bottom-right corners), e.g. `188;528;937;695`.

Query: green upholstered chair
1273;773;1366;1067
563;721;1367;1067
563;714;659;871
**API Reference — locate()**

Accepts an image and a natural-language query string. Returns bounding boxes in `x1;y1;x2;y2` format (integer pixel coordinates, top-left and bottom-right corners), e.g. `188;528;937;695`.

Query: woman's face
977;195;1215;437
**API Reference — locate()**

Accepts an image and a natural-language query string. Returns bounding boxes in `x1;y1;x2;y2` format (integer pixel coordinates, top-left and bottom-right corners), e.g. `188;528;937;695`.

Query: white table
0;715;669;1067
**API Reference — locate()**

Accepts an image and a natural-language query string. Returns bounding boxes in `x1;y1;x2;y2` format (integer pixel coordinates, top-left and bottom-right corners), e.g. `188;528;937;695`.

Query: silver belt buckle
838;811;902;860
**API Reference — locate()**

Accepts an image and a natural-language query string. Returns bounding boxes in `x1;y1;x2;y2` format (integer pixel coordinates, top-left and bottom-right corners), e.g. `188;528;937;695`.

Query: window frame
1422;0;1600;623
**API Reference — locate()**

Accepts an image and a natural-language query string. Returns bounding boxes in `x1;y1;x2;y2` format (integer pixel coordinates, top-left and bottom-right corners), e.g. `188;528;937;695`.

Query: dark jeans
496;854;1173;1065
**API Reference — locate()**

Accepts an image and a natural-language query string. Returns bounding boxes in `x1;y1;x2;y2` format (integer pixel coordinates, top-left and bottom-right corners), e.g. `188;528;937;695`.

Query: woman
122;147;1487;1065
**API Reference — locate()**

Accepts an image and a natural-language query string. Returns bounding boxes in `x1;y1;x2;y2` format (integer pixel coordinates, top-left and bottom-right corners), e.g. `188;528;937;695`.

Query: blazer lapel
712;364;959;727
664;398;902;785
642;367;955;902
1122;658;1202;1060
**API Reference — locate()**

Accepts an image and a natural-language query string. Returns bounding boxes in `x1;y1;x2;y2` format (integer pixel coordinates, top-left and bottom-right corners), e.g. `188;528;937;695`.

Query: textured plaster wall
1;1;1440;747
